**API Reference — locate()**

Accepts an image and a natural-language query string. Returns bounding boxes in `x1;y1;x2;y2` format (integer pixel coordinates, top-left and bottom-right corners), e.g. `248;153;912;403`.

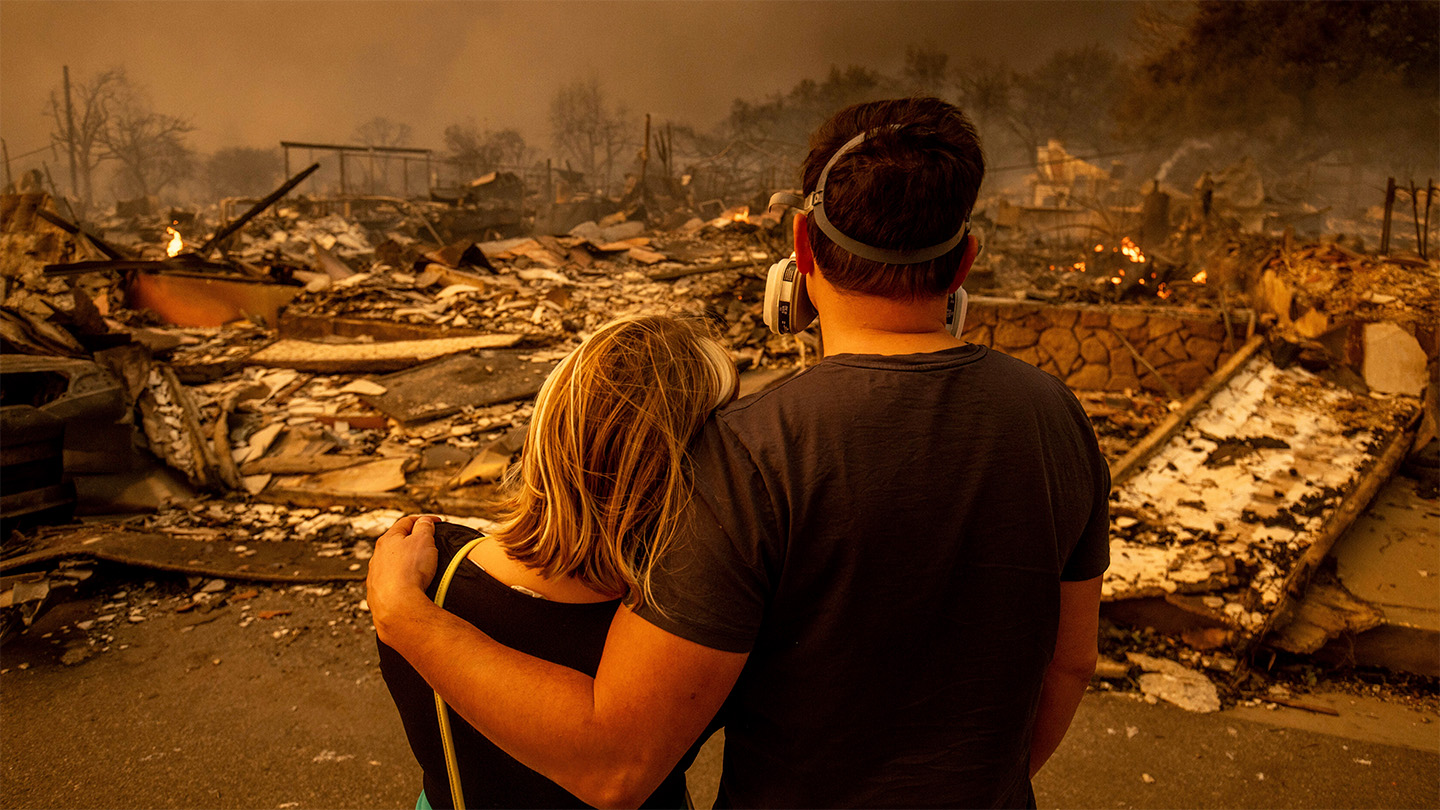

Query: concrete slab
1331;474;1440;628
1323;474;1440;675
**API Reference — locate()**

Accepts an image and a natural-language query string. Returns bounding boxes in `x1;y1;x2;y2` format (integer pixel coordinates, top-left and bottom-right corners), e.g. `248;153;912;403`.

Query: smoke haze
1;0;1139;163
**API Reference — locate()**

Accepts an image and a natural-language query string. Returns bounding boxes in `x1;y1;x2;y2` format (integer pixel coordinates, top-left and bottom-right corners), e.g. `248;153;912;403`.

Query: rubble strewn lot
2;180;1437;715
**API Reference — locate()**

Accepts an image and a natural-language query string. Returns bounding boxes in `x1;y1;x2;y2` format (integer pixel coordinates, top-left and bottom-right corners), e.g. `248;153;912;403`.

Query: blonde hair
490;315;737;610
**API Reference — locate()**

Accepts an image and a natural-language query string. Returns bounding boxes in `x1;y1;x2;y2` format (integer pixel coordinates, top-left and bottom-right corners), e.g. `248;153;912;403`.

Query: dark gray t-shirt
636;344;1110;809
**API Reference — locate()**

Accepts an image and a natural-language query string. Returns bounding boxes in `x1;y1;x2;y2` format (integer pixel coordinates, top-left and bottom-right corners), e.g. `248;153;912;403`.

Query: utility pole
1;138;13;192
62;66;80;203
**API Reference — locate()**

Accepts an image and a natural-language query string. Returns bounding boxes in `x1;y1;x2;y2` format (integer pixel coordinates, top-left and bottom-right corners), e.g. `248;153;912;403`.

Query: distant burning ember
731;206;751;224
1191;269;1208;284
165;225;184;258
1119;237;1145;263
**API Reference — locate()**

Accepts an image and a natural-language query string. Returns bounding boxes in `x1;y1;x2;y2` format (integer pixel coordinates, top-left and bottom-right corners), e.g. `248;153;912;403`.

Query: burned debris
2;130;1436;710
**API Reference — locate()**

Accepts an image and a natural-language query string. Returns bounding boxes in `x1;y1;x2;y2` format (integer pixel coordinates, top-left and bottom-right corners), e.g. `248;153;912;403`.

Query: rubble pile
3;170;1436;712
1105;348;1419;645
1257;241;1440;340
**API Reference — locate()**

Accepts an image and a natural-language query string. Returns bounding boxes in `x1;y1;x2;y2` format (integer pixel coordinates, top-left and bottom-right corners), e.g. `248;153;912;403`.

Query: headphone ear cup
763;255;817;335
945;287;969;337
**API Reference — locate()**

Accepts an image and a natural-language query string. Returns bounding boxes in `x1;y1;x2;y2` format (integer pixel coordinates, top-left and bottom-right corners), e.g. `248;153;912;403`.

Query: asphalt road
2;575;1436;809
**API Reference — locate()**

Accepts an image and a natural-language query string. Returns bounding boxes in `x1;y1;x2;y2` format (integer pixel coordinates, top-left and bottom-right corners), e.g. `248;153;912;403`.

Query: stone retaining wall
960;299;1242;394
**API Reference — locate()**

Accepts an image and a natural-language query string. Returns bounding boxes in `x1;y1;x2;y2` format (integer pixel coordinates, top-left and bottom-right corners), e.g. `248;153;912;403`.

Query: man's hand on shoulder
367;515;441;643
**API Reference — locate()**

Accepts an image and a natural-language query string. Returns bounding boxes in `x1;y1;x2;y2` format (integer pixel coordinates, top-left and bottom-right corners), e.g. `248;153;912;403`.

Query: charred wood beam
43;257;241;277
199;162;320;257
650;258;766;281
1109;335;1265;487
34;208;130;261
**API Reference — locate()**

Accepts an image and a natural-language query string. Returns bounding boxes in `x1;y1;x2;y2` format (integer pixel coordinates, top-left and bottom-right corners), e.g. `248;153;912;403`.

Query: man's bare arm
1029;575;1101;777
368;517;747;809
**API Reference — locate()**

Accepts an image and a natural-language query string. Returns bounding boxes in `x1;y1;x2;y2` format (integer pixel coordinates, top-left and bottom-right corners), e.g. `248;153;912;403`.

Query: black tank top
377;522;695;809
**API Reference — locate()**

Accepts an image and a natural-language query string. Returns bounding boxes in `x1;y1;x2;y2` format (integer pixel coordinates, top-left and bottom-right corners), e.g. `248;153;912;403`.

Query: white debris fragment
1126;653;1222;713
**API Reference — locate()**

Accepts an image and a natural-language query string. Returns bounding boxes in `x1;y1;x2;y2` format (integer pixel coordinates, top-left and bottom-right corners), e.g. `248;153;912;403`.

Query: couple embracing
368;97;1110;810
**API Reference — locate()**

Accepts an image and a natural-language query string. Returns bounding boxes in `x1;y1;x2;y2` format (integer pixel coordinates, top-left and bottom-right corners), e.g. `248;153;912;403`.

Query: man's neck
821;325;963;357
808;269;963;357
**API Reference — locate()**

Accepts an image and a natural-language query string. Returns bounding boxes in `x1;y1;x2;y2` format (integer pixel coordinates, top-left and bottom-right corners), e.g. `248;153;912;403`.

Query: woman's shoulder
423;522;484;599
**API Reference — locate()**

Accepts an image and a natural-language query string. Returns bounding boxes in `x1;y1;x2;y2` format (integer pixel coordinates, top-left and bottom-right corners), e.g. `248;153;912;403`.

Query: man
369;97;1109;809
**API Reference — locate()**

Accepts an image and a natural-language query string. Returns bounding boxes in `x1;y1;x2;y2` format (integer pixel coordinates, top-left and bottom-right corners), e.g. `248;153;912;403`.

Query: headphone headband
769;128;970;265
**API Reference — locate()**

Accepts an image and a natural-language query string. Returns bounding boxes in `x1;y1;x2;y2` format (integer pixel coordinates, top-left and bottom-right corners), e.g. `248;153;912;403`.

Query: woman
377;315;737;809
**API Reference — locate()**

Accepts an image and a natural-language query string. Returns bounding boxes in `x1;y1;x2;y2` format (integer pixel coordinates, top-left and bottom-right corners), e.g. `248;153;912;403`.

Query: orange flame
165;226;184;258
1192;269;1208;284
1157;282;1173;299
731;206;750;224
1094;244;1104;253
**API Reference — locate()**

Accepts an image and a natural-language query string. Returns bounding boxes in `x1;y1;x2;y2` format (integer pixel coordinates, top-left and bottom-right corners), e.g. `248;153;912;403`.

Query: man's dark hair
801;97;985;299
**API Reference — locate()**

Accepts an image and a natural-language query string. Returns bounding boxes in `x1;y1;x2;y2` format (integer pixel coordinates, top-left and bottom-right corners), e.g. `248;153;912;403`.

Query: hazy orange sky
2;1;1141;174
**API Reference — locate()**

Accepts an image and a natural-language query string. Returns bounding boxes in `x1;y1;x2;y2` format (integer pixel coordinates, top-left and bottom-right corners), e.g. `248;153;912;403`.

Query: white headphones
762;254;967;337
761;127;975;338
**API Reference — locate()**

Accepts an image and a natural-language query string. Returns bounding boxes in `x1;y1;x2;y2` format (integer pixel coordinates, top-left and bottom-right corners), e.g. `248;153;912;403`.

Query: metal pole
339;152;348;196
199;163;320;256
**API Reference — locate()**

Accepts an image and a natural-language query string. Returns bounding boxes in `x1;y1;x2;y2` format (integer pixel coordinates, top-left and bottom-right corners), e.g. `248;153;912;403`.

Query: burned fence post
640;113;651;187
198;162;320;257
1410;180;1424;260
1381;177;1396;254
339;152;348;196
1424;179;1435;260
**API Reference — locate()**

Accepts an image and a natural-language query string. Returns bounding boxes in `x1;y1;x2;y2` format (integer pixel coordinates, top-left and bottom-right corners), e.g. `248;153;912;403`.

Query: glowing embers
730;206;750;224
1192;269;1208;284
1120;237;1145;263
165;225;184;257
